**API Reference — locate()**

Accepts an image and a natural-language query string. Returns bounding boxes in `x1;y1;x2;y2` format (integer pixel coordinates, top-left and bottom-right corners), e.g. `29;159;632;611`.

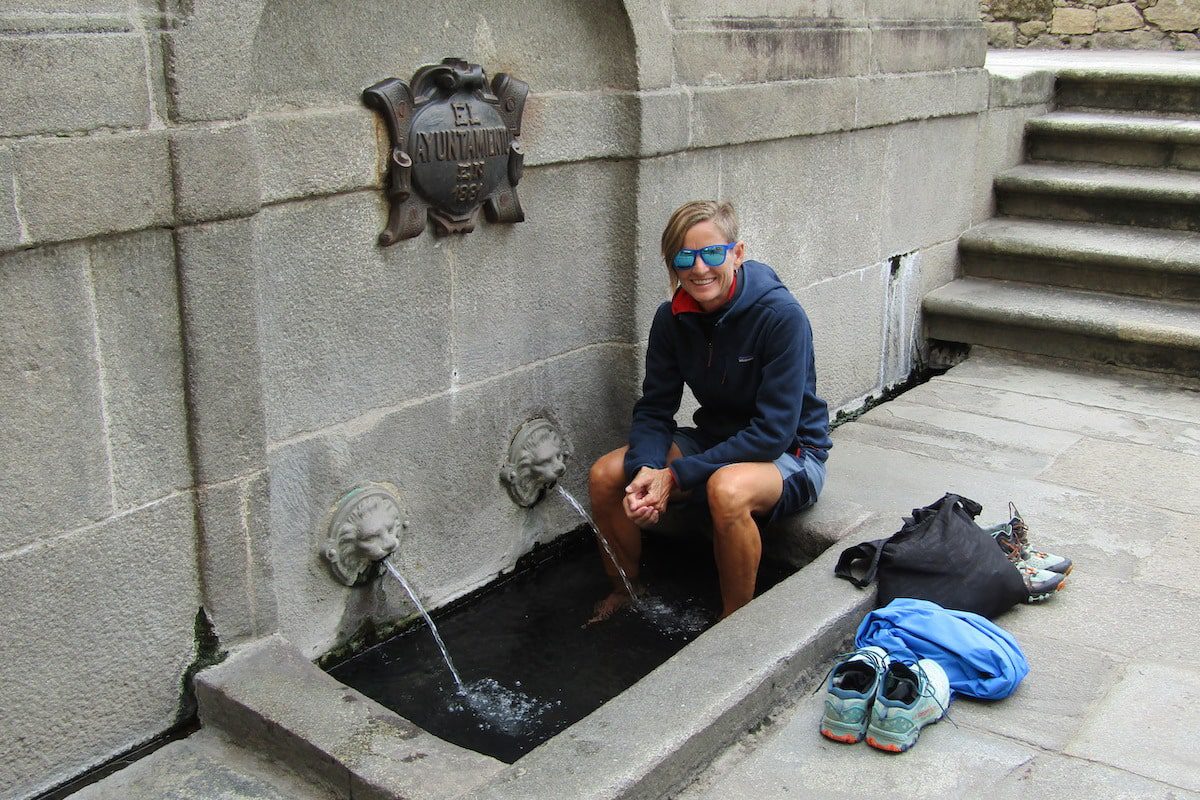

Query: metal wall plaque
363;58;528;244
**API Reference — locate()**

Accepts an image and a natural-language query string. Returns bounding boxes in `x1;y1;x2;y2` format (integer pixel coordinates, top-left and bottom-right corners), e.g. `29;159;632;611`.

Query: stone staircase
925;68;1200;376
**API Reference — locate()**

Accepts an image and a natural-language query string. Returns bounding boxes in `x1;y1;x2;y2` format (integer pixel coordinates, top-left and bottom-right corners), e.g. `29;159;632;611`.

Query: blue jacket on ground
623;260;831;490
855;598;1029;700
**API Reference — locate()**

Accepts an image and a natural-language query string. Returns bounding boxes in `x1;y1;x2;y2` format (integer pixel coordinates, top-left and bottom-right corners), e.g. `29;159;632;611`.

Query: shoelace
1008;501;1030;548
1008;503;1061;562
990;524;1024;563
811;648;890;696
892;660;957;729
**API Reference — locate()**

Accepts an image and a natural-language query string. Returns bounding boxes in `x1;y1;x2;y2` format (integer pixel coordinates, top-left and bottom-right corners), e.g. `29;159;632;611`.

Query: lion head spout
323;484;404;585
501;418;572;507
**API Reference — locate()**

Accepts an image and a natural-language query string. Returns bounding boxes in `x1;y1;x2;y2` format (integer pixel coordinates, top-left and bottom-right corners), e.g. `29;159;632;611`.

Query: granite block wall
982;0;1200;50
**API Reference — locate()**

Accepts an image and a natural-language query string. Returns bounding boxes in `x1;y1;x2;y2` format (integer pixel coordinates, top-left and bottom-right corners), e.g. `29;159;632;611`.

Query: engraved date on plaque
363;58;528;244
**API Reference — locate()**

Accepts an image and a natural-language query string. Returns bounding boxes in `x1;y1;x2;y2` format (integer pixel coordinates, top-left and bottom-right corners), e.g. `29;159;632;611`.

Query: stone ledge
195;634;506;800
1027;110;1200;144
170;122;262;224
925;277;1200;375
996;161;1200;204
987;67;1055;108
960;217;1200;277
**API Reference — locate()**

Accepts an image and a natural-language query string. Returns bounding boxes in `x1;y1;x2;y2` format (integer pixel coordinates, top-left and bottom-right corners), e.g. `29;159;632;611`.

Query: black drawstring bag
834;493;1027;619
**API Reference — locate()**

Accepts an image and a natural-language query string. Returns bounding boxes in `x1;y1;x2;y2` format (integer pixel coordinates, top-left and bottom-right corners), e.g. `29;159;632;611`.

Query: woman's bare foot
586;590;632;626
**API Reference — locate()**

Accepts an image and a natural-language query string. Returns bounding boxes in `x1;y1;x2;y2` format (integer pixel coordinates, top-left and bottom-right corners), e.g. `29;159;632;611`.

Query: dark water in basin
328;530;798;763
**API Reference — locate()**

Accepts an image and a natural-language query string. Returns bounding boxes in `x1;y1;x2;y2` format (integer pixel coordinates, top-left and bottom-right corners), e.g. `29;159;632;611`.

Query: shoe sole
1026;575;1068;603
820;727;862;744
819;714;867;744
864;733;913;753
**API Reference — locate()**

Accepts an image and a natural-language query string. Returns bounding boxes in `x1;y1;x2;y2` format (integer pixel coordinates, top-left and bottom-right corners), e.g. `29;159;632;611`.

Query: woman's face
675;220;744;313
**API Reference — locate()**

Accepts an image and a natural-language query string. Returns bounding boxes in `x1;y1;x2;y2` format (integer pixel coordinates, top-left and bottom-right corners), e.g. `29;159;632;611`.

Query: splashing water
555;485;641;606
636;595;711;638
382;560;466;693
449;678;561;736
383;560;556;734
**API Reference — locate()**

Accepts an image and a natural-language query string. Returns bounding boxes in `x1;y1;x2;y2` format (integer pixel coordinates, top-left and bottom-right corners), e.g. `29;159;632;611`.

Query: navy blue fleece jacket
623;260;831;491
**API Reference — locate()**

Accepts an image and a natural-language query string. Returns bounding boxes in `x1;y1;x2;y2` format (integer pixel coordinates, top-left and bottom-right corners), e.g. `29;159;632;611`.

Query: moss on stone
175;606;228;724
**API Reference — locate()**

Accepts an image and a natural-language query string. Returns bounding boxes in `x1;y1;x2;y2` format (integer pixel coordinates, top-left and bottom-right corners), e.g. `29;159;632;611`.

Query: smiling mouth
690;277;717;287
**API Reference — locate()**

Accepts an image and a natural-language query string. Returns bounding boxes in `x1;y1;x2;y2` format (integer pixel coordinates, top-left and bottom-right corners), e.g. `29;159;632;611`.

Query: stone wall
982;0;1200;49
0;2;1051;797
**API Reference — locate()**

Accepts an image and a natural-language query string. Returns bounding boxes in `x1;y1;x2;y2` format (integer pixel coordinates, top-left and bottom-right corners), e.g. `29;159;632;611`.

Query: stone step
1055;70;1200;115
67;731;338;800
194;636;508;800
995;162;1200;232
1027;111;1200;170
959;218;1200;301
923;277;1200;375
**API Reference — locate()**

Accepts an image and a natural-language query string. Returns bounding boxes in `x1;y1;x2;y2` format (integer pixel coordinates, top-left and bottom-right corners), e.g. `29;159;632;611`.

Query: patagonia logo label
738;355;755;363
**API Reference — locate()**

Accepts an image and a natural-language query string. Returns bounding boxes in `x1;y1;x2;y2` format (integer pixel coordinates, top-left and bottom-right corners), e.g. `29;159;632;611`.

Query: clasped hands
623;466;675;526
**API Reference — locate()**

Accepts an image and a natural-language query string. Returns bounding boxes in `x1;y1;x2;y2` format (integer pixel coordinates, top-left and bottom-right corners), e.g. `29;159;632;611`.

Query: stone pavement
674;347;1200;800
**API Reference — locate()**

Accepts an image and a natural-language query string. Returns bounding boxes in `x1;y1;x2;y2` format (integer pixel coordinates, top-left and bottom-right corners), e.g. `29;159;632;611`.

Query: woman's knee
706;466;754;520
589;447;629;496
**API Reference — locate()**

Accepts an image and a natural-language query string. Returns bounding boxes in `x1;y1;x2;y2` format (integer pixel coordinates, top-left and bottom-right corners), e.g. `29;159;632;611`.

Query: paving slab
1066;662;1200;793
900;377;1200;458
676;689;1035;800
995;573;1200;662
978;752;1200;800
72;732;336;800
950;633;1123;752
1038;436;1200;516
1137;525;1200;597
842;399;1082;475
941;348;1200;425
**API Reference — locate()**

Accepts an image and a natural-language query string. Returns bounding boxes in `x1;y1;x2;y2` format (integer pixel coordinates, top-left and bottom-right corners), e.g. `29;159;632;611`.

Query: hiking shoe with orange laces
987;502;1072;576
1018;560;1066;602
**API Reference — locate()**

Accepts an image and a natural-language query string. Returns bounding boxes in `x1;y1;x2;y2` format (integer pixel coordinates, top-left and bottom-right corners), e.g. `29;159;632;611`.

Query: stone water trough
190;491;883;800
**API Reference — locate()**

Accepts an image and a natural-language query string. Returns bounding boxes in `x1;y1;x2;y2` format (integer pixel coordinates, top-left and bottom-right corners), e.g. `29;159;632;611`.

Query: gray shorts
672;427;827;523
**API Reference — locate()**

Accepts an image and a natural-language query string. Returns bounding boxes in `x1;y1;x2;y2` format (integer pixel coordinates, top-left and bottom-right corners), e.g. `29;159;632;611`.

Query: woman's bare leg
706;463;783;619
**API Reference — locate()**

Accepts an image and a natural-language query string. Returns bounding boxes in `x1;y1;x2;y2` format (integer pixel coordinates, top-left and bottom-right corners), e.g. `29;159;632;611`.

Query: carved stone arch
163;0;269;122
620;0;675;90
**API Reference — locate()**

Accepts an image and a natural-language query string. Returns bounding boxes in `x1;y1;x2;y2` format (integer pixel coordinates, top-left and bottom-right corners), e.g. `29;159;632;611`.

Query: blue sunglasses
673;242;737;269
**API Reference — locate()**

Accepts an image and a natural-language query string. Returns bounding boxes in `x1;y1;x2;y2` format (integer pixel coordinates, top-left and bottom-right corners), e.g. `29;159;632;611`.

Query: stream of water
382;560;466;692
555;485;641;605
382;559;557;736
556;485;710;636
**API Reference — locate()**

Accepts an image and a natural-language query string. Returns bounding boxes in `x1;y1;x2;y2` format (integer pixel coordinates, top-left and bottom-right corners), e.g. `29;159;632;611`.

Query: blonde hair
660;200;739;292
